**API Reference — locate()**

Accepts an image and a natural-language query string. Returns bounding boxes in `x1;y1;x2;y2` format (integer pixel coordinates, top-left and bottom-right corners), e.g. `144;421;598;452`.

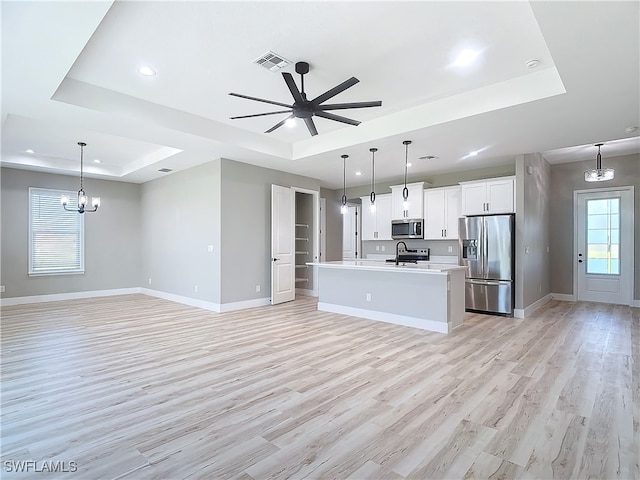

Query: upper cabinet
391;182;424;219
360;194;392;241
460;176;515;215
423;186;461;240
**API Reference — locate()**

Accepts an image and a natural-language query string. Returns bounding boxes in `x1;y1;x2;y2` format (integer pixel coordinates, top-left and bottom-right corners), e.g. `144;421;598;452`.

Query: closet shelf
295;223;309;228
295;251;309;255
295;237;309;241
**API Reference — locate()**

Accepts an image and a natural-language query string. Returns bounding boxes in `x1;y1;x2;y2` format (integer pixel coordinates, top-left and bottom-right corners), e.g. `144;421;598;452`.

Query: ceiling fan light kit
229;61;382;136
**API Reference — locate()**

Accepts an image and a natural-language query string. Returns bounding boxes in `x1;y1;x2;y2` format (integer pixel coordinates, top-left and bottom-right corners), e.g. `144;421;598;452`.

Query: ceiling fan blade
282;72;305;103
318;101;382;111
230;110;291;119
229;92;292;109
303;117;318;136
312;77;359;105
265;114;295;133
314;111;361;126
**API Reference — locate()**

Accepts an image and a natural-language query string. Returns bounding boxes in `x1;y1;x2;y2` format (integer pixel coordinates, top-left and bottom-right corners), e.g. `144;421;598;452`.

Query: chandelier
61;142;101;213
584;143;614;182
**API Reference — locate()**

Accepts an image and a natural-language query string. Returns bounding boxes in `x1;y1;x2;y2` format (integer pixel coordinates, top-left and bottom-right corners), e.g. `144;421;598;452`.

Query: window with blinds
29;187;84;275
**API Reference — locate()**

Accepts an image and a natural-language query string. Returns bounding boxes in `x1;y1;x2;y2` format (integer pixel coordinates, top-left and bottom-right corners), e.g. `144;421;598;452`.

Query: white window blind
29;187;84;275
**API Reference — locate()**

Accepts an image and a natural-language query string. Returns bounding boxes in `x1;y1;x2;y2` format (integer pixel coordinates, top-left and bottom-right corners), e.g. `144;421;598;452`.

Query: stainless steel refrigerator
458;214;515;316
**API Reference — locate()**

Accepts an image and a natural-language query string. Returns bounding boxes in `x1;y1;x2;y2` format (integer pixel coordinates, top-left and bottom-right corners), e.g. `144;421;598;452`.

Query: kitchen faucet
395;241;407;265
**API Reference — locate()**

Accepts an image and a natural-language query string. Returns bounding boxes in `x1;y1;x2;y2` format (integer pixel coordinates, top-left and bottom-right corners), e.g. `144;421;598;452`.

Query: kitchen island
308;260;466;333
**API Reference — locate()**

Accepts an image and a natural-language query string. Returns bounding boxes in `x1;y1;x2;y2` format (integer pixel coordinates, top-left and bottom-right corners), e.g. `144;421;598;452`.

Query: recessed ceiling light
285;118;297;127
469;151;479;156
419;155;438;160
94;159;102;164
452;49;480;67
25;149;35;154
406;163;413;167
625;125;638;133
158;168;172;173
525;59;541;69
138;66;156;76
355;171;362;176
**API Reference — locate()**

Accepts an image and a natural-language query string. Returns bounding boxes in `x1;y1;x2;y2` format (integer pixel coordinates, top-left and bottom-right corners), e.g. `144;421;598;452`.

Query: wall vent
158;168;172;173
253;51;292;72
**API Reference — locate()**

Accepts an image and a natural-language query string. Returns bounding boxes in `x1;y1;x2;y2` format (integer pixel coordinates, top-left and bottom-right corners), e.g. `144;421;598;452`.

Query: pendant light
369;147;377;212
402;140;412;212
340;154;348;214
584;143;614;182
61;142;101;214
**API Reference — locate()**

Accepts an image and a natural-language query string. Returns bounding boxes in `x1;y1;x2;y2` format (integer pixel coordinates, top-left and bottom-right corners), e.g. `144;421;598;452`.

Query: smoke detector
253;51;292;72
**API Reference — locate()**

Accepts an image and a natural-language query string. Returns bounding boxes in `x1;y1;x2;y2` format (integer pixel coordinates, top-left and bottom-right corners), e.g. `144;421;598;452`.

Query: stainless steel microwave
391;218;423;239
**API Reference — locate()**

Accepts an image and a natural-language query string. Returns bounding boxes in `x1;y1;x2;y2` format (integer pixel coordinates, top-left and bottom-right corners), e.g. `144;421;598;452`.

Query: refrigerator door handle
466;279;511;286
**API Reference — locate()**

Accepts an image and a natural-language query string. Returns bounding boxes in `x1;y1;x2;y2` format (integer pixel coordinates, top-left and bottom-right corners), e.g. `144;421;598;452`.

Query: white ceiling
1;1;638;189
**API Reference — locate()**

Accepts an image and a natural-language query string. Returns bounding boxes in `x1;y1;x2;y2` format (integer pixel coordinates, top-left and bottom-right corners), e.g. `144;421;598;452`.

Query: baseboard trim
218;298;271;312
514;293;553;318
550;293;576;302
140;288;270;313
0;288;142;307
317;302;450;334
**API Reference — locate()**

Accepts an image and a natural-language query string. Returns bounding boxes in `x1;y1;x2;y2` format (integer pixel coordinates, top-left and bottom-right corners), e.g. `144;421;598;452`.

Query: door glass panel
586;197;620;275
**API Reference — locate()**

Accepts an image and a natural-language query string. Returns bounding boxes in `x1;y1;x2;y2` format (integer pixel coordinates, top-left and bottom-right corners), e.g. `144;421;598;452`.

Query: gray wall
515;153;551;310
320;187;343;262
1;167;141;298
140;161;221;303
549;153;640;300
219;158;320;304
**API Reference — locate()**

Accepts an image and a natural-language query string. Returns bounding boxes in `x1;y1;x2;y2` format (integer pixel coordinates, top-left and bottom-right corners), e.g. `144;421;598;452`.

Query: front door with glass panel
576;188;633;305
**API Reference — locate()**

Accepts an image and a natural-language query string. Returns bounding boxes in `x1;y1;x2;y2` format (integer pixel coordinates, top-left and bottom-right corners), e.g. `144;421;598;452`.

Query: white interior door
575;188;633;305
271;185;295;305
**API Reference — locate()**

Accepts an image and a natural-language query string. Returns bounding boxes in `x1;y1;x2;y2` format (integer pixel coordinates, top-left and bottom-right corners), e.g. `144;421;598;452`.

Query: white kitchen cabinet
423;186;461;239
460;177;515;215
391;182;424;219
360;194;392;240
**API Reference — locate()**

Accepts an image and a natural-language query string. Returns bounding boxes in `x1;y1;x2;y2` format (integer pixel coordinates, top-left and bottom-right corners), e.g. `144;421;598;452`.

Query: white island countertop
307;260;466;274
308;259;466;333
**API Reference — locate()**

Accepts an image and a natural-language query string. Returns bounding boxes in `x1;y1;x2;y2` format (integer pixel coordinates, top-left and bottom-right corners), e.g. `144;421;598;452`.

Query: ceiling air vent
253;51;292;72
158;168;172;173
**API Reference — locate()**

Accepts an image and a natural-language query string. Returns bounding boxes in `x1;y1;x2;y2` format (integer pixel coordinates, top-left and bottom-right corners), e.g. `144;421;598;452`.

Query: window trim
28;187;85;276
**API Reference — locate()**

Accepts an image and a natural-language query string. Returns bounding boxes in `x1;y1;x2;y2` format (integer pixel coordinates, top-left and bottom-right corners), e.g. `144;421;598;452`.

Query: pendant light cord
341;154;348;206
370;148;377;205
402;140;411;200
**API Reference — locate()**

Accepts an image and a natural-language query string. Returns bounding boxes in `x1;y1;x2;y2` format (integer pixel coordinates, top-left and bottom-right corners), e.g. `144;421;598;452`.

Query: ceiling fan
229;61;382;136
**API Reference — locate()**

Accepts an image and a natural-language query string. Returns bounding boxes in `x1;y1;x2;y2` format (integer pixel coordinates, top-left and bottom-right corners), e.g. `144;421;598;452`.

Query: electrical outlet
148;278;152;285
256;285;261;292
381;246;385;252
448;246;453;253
376;245;380;251
0;286;5;293
207;245;214;253
525;246;530;254
194;285;198;292
546;246;550;253
366;293;371;302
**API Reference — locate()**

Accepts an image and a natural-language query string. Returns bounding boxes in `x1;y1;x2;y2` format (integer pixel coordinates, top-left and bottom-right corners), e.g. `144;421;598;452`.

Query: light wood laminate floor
1;295;638;479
